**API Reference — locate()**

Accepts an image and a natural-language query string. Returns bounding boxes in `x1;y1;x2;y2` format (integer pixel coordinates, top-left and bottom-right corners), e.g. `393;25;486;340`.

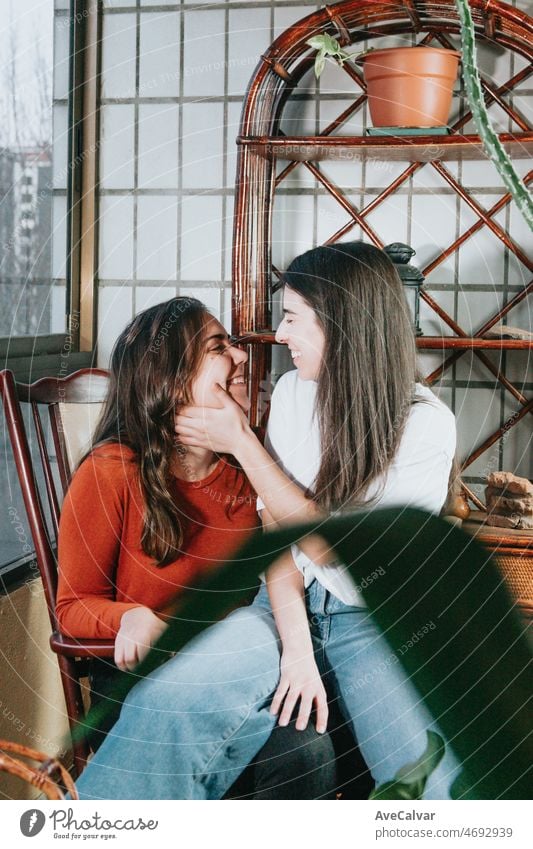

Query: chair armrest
50;632;115;658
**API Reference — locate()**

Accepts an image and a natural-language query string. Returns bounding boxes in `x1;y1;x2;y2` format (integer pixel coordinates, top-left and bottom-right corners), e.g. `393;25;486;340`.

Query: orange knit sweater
56;444;260;639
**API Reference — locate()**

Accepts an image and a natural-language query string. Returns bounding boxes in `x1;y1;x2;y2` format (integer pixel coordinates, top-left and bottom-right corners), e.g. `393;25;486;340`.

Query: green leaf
455;0;533;230
314;52;326;79
306;35;362;77
451;768;478;801
369;780;417;800
320;34;342;55
73;508;533;799
306;34;341;56
370;731;445;800
306;35;330;51
395;730;445;784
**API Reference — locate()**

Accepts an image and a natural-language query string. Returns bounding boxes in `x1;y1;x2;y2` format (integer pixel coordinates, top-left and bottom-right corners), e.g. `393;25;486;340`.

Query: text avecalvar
375;811;436;821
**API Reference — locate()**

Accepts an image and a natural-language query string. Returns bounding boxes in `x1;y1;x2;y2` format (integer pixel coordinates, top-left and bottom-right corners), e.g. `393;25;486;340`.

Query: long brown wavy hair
89;297;211;565
282;241;420;512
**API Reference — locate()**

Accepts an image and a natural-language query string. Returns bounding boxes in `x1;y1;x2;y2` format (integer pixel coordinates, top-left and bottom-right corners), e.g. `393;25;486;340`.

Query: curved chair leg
57;655;90;777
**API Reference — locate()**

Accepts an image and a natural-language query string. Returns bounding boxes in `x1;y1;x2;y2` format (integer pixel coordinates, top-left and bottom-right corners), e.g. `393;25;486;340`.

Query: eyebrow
282;308;297;315
205;332;228;342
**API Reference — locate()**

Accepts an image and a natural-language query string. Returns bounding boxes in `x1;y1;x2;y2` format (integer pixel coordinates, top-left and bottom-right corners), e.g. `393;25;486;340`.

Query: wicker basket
462;512;533;618
0;739;78;800
495;553;533;617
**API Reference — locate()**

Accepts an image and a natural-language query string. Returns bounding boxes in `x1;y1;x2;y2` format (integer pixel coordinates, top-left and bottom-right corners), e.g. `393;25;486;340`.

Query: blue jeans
75;581;458;799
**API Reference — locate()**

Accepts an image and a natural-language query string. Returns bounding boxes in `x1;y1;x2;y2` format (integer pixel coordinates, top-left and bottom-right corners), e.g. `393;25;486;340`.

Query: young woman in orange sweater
57;297;256;659
57;296;337;797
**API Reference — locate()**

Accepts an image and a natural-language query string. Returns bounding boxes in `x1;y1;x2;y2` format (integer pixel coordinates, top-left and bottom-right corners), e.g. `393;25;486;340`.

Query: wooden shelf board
463;511;533;551
238;333;533;350
238;132;533;163
416;337;532;350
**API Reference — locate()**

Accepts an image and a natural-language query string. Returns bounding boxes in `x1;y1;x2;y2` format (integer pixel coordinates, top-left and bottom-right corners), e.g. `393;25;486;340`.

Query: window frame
1;1;101;582
1;0;101;380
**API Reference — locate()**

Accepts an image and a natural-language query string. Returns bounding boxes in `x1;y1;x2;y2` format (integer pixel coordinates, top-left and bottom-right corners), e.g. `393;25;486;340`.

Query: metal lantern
384;243;425;337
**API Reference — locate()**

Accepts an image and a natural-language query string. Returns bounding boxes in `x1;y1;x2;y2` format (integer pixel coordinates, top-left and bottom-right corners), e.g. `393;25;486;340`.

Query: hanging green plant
455;0;533;229
305;34;364;78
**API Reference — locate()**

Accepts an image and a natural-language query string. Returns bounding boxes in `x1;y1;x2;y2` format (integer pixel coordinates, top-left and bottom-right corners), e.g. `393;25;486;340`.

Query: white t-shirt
258;369;457;605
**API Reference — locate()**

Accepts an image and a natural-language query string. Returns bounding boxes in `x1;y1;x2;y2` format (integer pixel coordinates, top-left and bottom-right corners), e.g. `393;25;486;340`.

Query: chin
228;385;251;413
296;367;317;382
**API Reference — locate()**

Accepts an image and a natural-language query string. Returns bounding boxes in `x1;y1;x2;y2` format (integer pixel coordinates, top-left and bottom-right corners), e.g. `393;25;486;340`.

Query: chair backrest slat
1;371;60;625
1;368;112;777
48;404;72;497
31;402;61;539
0;368;109;632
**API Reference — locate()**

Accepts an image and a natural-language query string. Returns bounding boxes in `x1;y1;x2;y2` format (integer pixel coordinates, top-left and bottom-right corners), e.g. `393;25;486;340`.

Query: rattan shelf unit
240;132;533;163
239;333;532;351
231;0;532;613
231;1;532;480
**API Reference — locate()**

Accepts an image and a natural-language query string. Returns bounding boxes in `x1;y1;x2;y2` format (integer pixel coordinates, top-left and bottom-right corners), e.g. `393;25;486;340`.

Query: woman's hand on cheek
175;383;249;453
114;607;168;672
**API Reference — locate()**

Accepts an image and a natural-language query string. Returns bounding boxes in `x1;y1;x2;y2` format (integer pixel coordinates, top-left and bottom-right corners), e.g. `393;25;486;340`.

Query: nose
230;344;248;366
275;320;287;345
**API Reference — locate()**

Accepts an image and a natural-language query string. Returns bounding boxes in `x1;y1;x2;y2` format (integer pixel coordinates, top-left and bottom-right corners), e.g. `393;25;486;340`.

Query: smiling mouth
227;372;246;386
290;350;301;361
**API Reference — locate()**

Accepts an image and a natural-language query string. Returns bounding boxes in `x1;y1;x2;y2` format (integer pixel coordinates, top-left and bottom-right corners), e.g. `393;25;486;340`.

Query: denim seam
198;684;276;778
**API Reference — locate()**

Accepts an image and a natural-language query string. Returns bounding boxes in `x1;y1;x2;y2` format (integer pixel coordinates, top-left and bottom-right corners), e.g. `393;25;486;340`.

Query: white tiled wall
137;196;179;280
98;286;134;367
100;105;136;189
183;11;226;98
138;104;180;188
134;284;177;314
94;1;532;485
101;14;137;100
180;196;224;280
181;103;224;188
98;195;135;280
139;12;181;97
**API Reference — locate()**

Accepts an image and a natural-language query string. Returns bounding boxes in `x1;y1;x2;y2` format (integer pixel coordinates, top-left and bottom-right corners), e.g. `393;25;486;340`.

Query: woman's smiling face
189;316;249;410
275;287;325;381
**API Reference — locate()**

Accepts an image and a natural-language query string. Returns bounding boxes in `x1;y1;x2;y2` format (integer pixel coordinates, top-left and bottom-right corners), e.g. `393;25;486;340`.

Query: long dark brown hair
283;241;419;512
89;297;210;565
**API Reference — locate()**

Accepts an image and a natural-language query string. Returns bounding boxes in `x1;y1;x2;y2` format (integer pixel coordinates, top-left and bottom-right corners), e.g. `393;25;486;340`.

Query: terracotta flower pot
361;47;461;128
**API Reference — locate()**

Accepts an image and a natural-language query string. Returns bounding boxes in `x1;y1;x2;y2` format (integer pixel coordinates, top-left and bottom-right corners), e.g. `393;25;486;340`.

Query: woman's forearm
237;426;318;524
266;550;313;656
266;549;329;734
176;401;314;522
238;427;335;566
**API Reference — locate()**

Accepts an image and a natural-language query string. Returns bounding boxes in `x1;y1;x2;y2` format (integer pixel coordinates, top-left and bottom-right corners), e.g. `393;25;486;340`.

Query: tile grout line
132;0;141;317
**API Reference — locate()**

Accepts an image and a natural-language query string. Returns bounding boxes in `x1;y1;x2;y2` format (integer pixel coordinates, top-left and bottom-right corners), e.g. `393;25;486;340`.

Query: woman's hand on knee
114;607;168;672
270;651;328;734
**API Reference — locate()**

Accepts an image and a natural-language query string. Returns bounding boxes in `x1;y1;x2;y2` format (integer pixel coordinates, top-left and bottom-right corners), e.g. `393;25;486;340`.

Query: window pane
1;401;62;578
0;0;68;338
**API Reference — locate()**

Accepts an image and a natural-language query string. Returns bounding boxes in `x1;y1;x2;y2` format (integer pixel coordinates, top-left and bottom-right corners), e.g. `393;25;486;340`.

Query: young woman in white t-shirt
177;241;458;792
75;241;458;800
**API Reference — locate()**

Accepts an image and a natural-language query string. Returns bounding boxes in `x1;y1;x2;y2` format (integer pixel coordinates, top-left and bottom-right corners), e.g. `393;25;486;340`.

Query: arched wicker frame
231;0;532;465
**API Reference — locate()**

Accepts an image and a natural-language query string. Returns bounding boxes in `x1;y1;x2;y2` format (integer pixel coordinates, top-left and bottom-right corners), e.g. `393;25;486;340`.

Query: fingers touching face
188;316;250;411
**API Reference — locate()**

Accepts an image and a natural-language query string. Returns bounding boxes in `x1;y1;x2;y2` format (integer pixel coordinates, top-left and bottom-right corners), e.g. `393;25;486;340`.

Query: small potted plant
307;34;460;129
